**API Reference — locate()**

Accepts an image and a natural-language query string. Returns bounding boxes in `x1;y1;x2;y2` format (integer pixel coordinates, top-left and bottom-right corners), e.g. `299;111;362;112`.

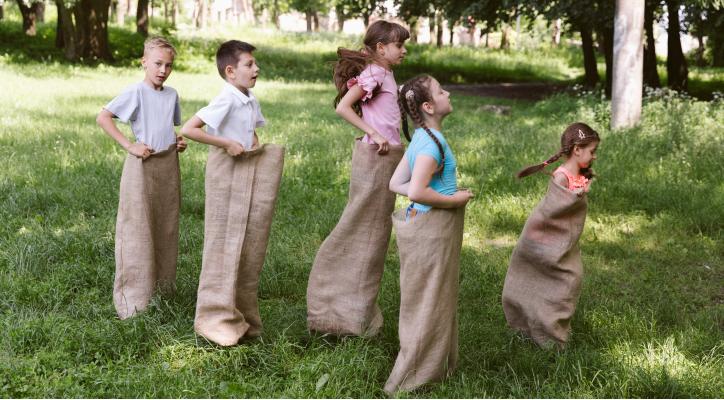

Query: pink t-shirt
347;63;401;145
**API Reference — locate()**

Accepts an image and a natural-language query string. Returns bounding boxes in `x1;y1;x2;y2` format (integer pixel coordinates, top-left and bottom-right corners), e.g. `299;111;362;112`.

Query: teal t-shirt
406;127;457;212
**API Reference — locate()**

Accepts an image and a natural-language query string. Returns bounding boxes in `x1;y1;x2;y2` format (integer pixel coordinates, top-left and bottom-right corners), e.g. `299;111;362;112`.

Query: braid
516;121;601;179
398;93;411;142
516;148;564;178
405;92;445;174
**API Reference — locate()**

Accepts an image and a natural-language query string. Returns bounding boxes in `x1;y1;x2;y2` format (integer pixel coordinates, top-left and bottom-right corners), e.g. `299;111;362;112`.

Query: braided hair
332;20;409;116
517;122;600;179
399;74;446;174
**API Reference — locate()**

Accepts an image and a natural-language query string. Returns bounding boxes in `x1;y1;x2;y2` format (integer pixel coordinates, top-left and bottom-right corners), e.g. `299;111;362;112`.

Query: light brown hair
399;74;446;173
332;20;409;115
143;36;176;57
517;122;600;179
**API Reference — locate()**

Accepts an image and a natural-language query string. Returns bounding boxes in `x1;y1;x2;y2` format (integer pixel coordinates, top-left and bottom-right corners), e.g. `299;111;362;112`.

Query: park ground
0;16;723;398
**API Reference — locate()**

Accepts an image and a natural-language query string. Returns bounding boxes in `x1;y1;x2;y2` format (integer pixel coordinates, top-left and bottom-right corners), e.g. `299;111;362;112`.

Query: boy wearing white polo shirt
182;40;285;346
97;37;187;320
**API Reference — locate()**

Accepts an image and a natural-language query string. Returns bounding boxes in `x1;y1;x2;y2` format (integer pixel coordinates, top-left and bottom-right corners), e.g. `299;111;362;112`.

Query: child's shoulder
360;62;386;78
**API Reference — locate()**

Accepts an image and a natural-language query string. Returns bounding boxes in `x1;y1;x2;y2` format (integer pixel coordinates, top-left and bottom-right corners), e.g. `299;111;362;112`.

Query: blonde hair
143;36;176;57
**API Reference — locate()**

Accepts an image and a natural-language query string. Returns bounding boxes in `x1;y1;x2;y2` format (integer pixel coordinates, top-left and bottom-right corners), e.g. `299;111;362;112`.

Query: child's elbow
95;111;106;126
335;103;346;116
408;188;423;203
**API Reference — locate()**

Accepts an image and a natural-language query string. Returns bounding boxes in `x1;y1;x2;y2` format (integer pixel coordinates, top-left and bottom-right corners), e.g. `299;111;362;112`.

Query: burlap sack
502;179;588;348
114;145;180;320
194;144;285;346
306;140;404;336
384;206;465;395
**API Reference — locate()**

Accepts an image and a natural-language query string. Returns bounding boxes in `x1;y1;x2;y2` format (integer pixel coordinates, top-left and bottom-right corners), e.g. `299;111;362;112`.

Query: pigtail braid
516;148;564;178
397;93;411;142
405;91;445;174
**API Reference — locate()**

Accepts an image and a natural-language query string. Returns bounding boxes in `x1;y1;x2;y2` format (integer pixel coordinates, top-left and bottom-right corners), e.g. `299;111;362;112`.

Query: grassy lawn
1;59;722;397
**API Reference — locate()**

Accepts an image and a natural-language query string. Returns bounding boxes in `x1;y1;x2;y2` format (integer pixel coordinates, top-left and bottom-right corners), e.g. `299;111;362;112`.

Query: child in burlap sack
181;40;284;346
306;21;411;337
385;74;473;394
502;122;600;349
96;37;187;320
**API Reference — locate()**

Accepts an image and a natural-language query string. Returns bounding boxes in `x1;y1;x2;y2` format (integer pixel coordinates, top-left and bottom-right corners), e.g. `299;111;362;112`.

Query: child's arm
389;154;411;195
252;131;259;150
181;116;245;156
408;155;473;208
96;109;152;159
336;84;389;155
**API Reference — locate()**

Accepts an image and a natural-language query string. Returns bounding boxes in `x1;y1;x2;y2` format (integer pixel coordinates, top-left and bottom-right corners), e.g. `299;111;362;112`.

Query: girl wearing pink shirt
306;21;410;337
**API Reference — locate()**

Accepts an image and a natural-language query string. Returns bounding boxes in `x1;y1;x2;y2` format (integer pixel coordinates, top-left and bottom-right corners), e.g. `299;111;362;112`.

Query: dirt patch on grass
443;82;569;101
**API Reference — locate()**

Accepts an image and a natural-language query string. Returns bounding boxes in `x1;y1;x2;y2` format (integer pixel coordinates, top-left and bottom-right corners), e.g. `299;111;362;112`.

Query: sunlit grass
1;56;722;398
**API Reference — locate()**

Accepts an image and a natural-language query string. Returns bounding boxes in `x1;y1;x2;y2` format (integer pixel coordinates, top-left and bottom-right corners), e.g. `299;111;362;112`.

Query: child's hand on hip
453;188;474;207
127;142;152;159
176;136;187;153
368;131;389;155
224;140;245;156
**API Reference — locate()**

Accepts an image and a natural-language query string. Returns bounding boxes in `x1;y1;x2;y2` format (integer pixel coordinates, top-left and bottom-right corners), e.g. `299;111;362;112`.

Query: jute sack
306;140;404;336
194;144;285;346
384;206;465;395
114;145;180;320
502;179;587;348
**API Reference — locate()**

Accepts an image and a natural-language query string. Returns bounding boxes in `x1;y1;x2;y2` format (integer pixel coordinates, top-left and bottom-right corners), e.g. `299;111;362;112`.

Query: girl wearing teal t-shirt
384;74;472;395
389;75;473;215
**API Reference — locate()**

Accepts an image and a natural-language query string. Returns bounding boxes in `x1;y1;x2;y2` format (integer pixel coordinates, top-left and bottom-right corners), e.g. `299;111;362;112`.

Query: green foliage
0;56;722;397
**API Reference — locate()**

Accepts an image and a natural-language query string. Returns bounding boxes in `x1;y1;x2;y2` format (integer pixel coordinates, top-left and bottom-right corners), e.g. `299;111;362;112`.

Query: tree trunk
0;1;4;21
552;18;561;46
55;1;64;48
429;15;435;42
313;11;319;32
171;0;177;27
271;0;279;29
435;10;443;47
597;26;614;97
611;0;644;129
711;7;724;66
643;2;661;88
665;0;688;91
363;12;370;28
16;0;40;36
408;16;418;43
117;0;126;25
580;26;599;88
449;23;454;45
85;0;113;61
305;10;312;32
56;0;78;60
500;24;509;49
35;1;45;22
337;15;345;32
137;0;149;36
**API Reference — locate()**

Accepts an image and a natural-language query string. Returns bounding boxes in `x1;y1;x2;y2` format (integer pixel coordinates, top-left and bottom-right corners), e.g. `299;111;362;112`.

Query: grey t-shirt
104;82;181;152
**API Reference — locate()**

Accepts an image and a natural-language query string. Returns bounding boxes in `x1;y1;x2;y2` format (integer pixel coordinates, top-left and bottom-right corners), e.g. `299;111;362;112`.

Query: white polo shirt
196;82;266;150
104;82;181;152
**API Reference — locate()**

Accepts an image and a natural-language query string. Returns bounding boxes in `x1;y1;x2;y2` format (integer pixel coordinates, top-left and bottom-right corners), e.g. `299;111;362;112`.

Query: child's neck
372;57;392;71
143;78;163;91
422;115;443;132
227;80;250;96
561;158;582;177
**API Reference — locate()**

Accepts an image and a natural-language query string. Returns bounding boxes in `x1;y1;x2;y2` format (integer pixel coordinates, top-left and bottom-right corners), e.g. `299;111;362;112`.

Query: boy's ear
224;64;235;79
421;101;434;115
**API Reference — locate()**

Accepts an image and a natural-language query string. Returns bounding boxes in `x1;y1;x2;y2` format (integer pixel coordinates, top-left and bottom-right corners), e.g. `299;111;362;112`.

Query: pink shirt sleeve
347;64;384;102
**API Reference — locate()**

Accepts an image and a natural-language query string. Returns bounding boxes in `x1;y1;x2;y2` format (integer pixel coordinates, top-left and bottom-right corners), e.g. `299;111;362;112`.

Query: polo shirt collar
224;82;254;104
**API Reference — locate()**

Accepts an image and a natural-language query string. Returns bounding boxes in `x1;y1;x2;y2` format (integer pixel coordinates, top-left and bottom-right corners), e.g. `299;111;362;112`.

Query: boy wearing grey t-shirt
97;37;187;320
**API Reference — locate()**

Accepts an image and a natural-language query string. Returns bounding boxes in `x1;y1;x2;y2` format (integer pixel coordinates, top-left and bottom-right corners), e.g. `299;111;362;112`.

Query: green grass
1;56;722;397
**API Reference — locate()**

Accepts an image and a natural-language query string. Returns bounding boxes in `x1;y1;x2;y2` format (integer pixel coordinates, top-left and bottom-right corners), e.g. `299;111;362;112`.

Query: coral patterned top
554;166;590;191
